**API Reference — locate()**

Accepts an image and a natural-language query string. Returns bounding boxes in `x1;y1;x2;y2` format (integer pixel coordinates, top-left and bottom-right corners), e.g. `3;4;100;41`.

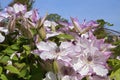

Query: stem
104;28;120;35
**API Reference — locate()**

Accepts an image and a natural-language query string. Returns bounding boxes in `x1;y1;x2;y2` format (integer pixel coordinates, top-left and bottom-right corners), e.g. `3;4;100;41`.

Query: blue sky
0;0;120;31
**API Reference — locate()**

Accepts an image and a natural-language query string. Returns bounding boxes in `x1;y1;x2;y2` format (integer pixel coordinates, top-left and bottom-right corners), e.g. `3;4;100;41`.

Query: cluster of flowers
0;3;114;80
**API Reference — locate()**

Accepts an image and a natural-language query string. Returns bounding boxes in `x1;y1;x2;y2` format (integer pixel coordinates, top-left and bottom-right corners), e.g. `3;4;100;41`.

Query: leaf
12;54;18;61
108;59;120;69
53;60;59;73
0;74;8;80
11;44;19;50
3;47;16;55
110;68;120;80
23;45;31;51
23;45;31;55
4;65;19;74
14;63;26;70
19;68;28;78
30;64;44;80
0;66;3;75
108;59;120;80
0;56;10;64
57;34;74;40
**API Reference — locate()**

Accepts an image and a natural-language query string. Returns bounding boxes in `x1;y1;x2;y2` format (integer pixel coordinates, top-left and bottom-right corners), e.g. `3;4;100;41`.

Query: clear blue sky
0;0;120;31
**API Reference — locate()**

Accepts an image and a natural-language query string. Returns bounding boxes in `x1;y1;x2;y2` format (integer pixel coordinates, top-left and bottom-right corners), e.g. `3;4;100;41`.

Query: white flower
36;41;72;62
0;33;5;43
0;12;11;21
44;20;58;27
89;75;110;80
43;72;78;80
46;32;61;39
71;38;108;76
24;9;39;22
72;51;108;76
0;27;9;34
13;3;26;14
43;72;57;80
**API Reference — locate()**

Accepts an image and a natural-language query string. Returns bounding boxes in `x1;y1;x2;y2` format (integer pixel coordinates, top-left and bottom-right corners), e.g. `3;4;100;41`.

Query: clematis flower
5;3;26;14
43;71;57;80
0;3;26;21
71;17;99;34
89;75;110;80
0;12;11;21
70;37;111;77
0;33;5;43
46;32;61;39
72;51;108;76
35;41;73;63
43;20;62;39
44;20;58;28
43;71;80;80
43;20;58;32
24;9;39;23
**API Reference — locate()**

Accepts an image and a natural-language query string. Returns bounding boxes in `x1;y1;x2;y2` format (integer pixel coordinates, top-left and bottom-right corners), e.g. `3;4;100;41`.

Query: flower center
55;47;60;53
87;56;93;62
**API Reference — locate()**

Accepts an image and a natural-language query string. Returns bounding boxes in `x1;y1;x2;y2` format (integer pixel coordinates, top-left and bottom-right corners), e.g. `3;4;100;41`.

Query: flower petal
0;33;5;43
78;65;89;76
40;51;56;60
92;64;108;76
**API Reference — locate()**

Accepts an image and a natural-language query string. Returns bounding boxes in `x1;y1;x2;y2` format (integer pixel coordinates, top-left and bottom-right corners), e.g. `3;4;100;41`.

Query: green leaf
12;54;18;61
11;44;19;50
0;74;8;80
19;68;28;78
14;63;26;70
0;56;10;64
4;65;19;74
23;45;31;55
53;60;59;73
57;34;74;40
110;68;120;80
0;66;3;75
108;59;120;80
3;47;16;55
108;59;120;69
23;45;31;51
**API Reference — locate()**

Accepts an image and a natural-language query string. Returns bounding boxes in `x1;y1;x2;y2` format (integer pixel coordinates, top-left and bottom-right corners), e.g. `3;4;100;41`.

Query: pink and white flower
43;71;80;80
5;3;26;14
70;36;111;77
36;41;73;63
24;9;39;23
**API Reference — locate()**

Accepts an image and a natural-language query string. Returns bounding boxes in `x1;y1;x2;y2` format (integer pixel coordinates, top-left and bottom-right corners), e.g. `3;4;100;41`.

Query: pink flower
24;9;39;23
72;50;108;77
71;17;99;33
36;41;72;62
89;75;110;80
0;3;26;21
43;71;81;80
0;12;11;21
5;3;26;14
70;37;110;76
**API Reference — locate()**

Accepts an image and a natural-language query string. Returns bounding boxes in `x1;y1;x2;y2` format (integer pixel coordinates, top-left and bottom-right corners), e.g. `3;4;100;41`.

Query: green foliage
57;34;74;40
0;34;45;79
0;56;10;64
0;74;8;80
0;66;3;75
4;65;20;74
47;13;68;22
108;59;120;80
94;19;112;39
